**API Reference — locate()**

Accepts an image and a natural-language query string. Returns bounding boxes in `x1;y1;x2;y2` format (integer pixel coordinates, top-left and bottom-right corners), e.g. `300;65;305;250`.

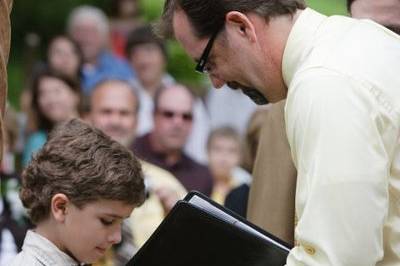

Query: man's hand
154;187;180;215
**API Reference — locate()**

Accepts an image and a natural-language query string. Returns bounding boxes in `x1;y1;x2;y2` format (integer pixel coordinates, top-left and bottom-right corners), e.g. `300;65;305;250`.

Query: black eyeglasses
195;29;221;74
158;109;193;122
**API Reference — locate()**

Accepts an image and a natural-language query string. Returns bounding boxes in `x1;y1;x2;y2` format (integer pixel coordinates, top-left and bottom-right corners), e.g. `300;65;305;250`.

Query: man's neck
141;77;163;97
83;51;103;68
258;9;303;102
149;133;182;165
165;152;181;166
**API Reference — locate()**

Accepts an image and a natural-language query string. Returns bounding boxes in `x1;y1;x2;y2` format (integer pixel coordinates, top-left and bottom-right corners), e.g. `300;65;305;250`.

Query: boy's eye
100;218;114;226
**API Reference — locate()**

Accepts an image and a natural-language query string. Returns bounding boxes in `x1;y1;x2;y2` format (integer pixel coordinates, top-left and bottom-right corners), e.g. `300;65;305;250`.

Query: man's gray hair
67;5;110;37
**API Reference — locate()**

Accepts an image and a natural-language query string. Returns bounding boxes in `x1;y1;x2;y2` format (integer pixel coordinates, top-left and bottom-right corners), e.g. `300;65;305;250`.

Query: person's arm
285;69;395;265
0;0;13;162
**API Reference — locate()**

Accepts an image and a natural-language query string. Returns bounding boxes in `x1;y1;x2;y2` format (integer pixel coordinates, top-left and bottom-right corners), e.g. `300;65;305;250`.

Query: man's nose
109;112;124;124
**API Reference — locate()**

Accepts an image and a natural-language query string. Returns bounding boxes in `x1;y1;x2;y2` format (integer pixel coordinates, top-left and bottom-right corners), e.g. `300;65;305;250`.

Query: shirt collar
282;8;327;87
22;230;80;265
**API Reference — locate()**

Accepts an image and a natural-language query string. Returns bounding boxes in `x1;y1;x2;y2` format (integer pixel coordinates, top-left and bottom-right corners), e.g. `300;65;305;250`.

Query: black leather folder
126;191;292;266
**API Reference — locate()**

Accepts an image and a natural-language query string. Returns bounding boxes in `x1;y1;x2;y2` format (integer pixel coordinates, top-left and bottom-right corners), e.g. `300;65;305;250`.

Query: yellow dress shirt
283;8;400;265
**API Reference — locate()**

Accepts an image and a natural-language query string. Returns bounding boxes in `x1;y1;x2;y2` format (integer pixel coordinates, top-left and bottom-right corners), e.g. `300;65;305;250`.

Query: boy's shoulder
10;231;79;266
9;251;41;266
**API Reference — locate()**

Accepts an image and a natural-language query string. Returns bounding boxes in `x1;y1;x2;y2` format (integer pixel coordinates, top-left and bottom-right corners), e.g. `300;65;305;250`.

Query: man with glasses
133;84;214;196
248;0;400;252
158;0;400;265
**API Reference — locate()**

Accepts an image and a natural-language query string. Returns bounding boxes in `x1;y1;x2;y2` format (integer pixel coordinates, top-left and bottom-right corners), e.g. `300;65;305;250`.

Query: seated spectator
109;0;143;58
0;106;29;266
46;35;83;81
126;24;173;137
67;5;134;93
87;79;186;265
207;127;250;205
16;35;82;160
22;69;81;166
133;84;213;196
10;119;145;266
126;25;210;163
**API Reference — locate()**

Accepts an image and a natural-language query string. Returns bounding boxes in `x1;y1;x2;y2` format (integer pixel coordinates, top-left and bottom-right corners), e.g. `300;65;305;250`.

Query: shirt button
304;245;316;255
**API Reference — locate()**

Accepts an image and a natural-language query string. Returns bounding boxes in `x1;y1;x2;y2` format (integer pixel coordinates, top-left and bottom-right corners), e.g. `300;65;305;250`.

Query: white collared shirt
10;230;80;266
283;8;400;265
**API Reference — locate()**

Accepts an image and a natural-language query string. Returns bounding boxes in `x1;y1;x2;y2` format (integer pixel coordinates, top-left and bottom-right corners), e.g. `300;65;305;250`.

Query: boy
11;119;145;265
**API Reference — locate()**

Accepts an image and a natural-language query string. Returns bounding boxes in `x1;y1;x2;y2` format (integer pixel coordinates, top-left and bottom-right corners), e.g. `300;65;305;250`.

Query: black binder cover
127;191;291;266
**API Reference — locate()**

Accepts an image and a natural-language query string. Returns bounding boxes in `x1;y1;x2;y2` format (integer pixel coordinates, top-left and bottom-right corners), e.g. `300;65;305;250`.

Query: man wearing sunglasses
158;0;400;265
133;84;214;197
88;79;188;265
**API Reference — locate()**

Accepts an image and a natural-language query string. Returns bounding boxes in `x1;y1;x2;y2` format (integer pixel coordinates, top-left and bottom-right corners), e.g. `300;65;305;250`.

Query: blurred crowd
0;1;260;265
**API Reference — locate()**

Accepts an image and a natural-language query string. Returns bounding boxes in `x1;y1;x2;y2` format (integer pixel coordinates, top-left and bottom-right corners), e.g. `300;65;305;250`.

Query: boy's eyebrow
102;213;125;219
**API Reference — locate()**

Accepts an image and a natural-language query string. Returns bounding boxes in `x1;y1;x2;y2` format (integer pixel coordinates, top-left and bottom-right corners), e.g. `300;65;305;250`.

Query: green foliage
166;41;208;93
306;0;348;16
139;0;165;22
7;0;348;108
8;0;112;108
11;0;111;53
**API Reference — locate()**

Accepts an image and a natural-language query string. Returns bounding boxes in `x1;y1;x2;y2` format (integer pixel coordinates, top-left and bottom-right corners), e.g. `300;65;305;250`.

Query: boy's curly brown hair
20;119;145;224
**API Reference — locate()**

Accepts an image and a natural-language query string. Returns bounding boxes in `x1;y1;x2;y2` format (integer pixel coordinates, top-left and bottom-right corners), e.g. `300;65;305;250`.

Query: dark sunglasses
158;110;193;122
195;29;221;74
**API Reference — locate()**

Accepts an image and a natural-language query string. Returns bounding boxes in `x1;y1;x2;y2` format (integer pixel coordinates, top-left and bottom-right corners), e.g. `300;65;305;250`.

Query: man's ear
225;11;257;43
51;193;70;223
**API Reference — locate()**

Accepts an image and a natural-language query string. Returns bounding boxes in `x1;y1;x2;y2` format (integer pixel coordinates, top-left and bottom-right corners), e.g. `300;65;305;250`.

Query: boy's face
59;199;135;264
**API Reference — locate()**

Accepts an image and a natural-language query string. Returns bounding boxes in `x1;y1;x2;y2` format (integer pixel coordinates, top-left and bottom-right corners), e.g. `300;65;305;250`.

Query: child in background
46;35;83;81
11;119;145;266
207;127;245;205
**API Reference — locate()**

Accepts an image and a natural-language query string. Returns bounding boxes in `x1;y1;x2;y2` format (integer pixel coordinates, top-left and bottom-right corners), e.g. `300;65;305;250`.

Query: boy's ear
51;193;70;223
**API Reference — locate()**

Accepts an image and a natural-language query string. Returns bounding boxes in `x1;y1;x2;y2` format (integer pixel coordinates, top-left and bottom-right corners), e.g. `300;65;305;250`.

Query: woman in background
46;35;83;81
22;69;81;166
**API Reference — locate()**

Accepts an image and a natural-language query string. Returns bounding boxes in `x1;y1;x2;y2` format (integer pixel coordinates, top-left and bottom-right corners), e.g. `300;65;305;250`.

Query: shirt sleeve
285;68;395;266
